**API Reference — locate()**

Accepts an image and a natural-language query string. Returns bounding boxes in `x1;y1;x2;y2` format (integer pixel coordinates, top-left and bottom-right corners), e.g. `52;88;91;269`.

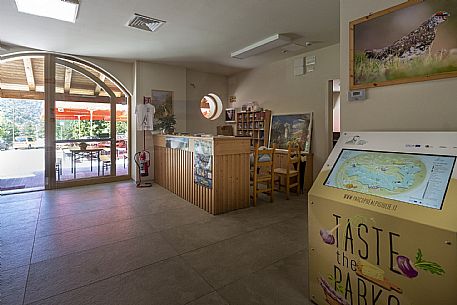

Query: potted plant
157;114;176;134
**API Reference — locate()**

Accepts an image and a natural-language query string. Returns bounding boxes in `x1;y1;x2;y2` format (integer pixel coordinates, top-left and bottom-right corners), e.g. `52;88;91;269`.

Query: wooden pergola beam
94;74;106;96
0;89;126;104
64;67;72;94
55;58;116;99
23;57;36;91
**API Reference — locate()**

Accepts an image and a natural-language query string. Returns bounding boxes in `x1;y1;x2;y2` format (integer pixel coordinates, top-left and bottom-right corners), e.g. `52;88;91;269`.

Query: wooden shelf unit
236;110;271;147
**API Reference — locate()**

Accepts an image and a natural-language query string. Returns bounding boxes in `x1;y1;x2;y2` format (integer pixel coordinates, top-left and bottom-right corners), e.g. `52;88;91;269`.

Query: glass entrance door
55;101;113;181
1;52;130;191
0;56;46;194
53;59;129;185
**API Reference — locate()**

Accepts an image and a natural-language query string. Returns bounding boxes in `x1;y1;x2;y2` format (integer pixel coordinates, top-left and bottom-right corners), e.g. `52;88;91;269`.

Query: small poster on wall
194;140;213;188
225;108;236;123
269;113;313;153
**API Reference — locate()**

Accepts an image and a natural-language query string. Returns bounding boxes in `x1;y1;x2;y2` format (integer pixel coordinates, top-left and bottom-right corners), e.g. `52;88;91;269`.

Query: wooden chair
250;144;276;206
274;145;300;199
55;157;62;181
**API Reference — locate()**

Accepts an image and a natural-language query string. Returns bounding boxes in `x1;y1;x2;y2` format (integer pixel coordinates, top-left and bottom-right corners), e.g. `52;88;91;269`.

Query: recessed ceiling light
14;0;80;23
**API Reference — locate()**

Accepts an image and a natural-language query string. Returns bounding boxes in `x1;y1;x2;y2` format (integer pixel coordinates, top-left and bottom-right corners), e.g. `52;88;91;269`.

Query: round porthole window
200;93;223;120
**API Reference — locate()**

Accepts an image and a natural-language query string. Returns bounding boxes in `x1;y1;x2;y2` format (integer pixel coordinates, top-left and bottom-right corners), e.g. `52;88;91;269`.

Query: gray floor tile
218;251;309;305
161;217;248;254
116;257;213;305
270;215;308;249
0;265;29;300
186;292;229;305
39;196;129;220
2;182;312;305
36;204;139;237
223;200;306;231
132;196;191;215
42;188;122;203
142;204;214;232
25;233;177;304
0;220;37;245
28;275;122;305
31;216;156;263
0;199;41;214
1;239;33;270
0;208;39;228
1;289;25;305
181;226;303;289
29;257;213;305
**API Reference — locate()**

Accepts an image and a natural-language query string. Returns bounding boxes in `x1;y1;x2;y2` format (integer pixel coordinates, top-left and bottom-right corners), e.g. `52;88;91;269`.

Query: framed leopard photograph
350;0;457;89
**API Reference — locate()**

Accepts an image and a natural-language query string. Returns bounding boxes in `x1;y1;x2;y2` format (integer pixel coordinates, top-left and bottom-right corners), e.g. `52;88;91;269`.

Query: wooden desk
153;135;251;215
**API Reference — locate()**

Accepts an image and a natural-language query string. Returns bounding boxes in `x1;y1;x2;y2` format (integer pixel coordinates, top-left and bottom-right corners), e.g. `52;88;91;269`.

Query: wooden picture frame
350;0;457;89
151;89;173;130
269;113;313;153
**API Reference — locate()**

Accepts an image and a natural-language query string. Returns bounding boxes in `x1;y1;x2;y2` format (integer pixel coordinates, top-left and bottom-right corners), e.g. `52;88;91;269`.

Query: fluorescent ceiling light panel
231;34;292;59
15;0;80;23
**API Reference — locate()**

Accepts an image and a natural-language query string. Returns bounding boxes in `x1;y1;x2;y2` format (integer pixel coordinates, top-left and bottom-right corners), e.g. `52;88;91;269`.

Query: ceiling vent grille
127;14;165;32
61;0;80;4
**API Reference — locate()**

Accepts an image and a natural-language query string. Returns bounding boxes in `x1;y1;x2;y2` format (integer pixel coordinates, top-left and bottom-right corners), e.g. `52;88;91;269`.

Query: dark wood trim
44;54;57;189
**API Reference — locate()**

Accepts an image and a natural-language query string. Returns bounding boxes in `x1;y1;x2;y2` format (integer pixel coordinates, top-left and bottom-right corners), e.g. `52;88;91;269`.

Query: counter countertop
153;134;250;141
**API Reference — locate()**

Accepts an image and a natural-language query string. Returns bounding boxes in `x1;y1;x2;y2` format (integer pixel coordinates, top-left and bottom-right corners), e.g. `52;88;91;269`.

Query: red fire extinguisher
134;150;152;187
139;151;149;176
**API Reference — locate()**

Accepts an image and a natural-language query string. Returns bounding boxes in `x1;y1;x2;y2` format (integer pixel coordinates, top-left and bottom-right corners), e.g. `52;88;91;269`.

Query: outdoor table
69;148;104;179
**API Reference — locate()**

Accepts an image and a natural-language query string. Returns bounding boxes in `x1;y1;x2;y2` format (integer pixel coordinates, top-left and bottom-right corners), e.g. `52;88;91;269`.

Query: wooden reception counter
153;134;251;215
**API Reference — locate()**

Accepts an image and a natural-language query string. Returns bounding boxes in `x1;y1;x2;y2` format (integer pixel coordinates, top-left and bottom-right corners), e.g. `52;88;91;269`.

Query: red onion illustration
397;249;445;278
320;224;340;245
397;255;418;278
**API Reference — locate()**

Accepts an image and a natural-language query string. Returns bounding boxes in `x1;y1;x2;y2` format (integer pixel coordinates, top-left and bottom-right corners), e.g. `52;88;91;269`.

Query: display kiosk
308;132;457;305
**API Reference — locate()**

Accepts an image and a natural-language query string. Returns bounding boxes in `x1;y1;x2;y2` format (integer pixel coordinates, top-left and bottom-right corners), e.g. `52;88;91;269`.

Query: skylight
15;0;80;23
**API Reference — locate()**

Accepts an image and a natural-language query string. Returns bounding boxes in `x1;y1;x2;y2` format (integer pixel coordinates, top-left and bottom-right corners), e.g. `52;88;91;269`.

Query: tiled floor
0;181;312;305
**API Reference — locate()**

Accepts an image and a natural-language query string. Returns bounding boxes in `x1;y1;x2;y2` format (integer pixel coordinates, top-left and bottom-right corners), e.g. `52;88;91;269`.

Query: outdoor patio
0;148;128;194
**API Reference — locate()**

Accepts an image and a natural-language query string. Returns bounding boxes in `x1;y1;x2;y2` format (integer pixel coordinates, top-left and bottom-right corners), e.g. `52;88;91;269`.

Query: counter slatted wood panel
154;135;250;215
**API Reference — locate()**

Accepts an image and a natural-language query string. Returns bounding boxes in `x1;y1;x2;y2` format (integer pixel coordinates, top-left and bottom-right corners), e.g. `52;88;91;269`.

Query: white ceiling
0;0;340;75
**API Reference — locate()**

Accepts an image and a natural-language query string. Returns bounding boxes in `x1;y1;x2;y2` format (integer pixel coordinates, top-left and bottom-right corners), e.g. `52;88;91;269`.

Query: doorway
0;52;131;193
0;57;45;194
326;79;341;156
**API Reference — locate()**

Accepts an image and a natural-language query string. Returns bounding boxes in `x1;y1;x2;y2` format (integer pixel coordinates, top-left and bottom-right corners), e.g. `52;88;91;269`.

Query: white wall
132;61;187;181
186;69;228;134
228;44;340;178
340;0;457;132
134;61;187;133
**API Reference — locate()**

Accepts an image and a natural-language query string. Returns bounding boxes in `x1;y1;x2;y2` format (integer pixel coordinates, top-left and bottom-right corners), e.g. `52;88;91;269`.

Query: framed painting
350;0;457;89
151;89;173;130
269;113;313;153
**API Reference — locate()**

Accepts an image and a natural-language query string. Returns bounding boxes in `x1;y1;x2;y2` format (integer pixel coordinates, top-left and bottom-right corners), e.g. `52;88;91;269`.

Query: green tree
116;121;127;135
24;122;36;139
